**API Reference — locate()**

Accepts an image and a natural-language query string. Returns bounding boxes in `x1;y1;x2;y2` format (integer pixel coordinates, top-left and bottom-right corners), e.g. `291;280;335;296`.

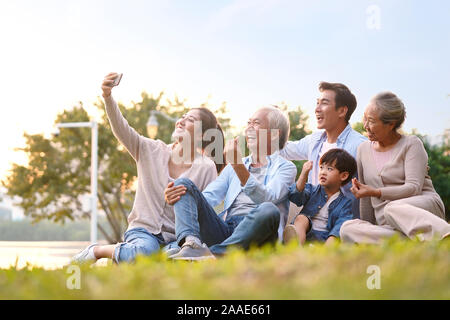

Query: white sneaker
71;243;98;264
164;246;181;257
282;224;299;245
169;241;215;261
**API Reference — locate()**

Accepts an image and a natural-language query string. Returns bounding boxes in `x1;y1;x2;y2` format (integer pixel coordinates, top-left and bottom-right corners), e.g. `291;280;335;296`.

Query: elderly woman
340;92;449;243
72;73;222;263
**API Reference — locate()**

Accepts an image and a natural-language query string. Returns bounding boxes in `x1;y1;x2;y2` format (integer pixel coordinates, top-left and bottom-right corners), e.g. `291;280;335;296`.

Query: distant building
0;188;24;221
0;204;13;221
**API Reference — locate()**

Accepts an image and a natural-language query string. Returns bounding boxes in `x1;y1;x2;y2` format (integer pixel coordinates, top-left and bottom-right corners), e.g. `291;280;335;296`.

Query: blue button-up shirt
288;183;353;238
280;124;367;218
202;151;297;238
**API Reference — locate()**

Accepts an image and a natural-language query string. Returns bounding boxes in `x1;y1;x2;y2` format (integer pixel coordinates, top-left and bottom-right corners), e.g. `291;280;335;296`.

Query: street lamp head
51;126;60;137
146;112;159;139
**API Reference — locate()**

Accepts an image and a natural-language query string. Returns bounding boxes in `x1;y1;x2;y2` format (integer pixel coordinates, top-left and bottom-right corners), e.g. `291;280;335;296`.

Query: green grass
1;238;449;299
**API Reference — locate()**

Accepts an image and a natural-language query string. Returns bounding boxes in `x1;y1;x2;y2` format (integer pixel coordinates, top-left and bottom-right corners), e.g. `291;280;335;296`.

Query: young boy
283;148;357;246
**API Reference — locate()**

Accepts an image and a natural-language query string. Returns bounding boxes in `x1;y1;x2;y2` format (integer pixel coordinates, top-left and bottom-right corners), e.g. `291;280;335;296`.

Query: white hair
371;92;406;131
258;105;290;150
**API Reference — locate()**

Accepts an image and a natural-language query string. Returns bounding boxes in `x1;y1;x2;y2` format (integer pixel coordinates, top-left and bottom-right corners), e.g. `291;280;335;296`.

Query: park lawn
1;238;449;300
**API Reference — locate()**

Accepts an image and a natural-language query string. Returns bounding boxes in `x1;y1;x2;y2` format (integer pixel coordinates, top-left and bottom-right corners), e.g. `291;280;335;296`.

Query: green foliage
281;104;311;178
1;239;448;299
281;103;311;142
352;121;366;135
414;131;450;221
212;102;232;135
2;93;232;243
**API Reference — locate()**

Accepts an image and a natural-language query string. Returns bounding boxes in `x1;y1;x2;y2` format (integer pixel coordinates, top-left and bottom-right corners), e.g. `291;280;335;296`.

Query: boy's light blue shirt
202;151;297;238
280;124;367;218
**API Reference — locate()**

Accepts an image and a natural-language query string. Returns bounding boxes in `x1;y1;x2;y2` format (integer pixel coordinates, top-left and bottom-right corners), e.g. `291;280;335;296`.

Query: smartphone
112;73;123;87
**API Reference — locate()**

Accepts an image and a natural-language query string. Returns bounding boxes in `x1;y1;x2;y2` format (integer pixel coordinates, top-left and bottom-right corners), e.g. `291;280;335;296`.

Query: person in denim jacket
283;148;356;245
280;82;367;219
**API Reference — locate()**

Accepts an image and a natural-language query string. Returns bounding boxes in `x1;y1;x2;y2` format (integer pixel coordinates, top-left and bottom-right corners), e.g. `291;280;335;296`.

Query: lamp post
146;110;177;139
55;121;98;244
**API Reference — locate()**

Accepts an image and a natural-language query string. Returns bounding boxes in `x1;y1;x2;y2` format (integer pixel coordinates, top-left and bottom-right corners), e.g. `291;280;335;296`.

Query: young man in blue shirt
280;82;367;218
284;149;357;245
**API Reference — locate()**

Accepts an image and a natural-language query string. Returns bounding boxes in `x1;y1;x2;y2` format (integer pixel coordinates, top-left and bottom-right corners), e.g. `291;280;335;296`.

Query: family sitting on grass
72;73;450;264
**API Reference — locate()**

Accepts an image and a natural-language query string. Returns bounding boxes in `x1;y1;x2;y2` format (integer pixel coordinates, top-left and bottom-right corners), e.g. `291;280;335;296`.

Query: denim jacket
288;183;353;238
280;124;367;218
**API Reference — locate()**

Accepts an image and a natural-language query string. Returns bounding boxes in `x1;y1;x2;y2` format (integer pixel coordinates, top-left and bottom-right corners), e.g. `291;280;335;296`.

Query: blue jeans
173;178;280;255
306;229;329;242
113;227;179;263
292;214;329;242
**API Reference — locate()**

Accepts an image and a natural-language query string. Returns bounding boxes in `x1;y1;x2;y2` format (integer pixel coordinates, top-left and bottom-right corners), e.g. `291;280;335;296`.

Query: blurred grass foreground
0;238;449;300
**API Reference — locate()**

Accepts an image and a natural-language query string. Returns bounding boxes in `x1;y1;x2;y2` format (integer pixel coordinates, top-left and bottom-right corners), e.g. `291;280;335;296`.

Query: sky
0;0;449;193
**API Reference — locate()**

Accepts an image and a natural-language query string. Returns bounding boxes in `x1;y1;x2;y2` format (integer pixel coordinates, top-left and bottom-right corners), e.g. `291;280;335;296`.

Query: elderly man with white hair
164;106;297;260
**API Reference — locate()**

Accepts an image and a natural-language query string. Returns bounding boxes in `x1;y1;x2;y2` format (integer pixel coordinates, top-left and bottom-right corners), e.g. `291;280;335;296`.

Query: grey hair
259;105;290;150
371;92;406;131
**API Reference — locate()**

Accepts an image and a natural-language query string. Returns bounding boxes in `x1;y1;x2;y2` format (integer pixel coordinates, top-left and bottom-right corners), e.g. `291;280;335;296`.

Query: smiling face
245;109;272;154
363;102;395;142
315;90;347;130
172;109;202;142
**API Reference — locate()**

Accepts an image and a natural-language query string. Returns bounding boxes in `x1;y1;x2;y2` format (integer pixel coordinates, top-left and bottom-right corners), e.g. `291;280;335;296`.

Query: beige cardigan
357;135;445;225
104;95;218;242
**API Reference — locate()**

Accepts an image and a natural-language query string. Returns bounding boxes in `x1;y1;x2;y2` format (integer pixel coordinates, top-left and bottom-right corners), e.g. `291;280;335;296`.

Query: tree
2;92;232;243
414;130;450;221
280;104;311;142
352;122;366;136
212;101;232;135
279;103;312;178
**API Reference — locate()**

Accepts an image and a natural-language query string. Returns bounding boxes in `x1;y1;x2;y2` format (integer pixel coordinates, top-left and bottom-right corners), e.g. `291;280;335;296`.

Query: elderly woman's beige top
357;135;445;225
104;95;218;242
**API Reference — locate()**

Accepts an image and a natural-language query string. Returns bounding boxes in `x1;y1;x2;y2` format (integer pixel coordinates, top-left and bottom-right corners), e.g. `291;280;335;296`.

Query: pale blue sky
0;0;449;180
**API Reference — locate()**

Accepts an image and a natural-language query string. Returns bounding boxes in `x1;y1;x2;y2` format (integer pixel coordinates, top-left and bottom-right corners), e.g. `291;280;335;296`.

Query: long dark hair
192;107;225;173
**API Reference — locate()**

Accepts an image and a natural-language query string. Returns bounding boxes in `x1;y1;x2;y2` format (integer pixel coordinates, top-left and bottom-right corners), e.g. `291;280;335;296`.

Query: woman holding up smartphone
72;72;224;263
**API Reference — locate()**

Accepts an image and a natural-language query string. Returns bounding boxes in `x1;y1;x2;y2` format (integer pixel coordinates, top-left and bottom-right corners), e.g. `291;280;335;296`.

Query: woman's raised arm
102;73;142;161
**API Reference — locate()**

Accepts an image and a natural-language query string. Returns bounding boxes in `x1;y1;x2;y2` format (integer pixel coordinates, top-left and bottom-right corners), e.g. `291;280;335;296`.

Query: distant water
0;241;108;270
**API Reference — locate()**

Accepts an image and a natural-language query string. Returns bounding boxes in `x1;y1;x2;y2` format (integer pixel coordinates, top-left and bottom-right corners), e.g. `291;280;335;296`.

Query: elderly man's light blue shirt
202;151;297;239
280;124;367;218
